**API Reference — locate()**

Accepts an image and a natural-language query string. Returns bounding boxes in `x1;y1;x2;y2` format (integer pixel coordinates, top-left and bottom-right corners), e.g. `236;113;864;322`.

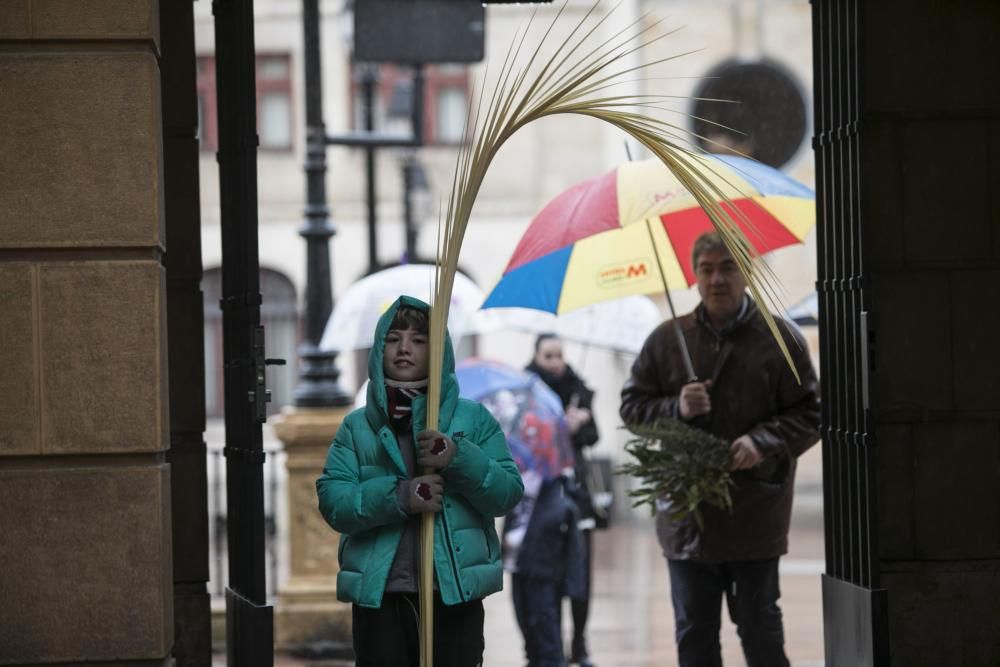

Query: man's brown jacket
620;298;821;562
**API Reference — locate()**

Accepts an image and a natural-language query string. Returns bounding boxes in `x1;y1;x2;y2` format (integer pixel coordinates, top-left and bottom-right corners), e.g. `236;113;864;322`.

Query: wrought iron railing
207;441;283;601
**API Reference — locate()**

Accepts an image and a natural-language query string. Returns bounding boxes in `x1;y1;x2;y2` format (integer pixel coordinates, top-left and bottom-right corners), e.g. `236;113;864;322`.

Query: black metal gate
812;1;888;665
212;0;276;664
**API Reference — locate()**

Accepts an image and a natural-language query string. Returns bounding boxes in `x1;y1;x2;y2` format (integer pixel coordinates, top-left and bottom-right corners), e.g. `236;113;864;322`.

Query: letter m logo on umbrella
596;260;653;288
627;263;648;278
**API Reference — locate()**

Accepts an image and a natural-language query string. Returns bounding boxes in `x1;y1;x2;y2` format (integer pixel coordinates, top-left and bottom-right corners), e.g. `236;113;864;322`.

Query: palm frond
419;4;802;658
429;0;800;401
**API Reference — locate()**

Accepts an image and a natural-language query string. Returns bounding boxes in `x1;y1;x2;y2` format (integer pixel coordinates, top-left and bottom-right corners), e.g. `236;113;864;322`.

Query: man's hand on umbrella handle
416;430;456;470
729;435;763;471
404;474;444;514
679;380;712;419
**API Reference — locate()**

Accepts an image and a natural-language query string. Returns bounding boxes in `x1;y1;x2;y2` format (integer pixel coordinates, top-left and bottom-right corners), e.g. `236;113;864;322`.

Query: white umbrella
320;264;485;352
473;294;662;354
786;291;818;325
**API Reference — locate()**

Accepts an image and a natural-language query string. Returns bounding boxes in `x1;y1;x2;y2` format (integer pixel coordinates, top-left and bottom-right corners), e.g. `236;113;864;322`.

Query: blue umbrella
455;359;574;479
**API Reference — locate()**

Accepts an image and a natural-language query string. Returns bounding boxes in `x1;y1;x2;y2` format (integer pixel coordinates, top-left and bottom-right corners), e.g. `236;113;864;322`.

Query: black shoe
569;640;594;667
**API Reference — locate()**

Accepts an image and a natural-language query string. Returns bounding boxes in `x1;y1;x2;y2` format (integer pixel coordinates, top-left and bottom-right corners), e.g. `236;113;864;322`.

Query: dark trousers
667;558;789;667
352;593;485;667
512;574;566;667
569;529;592;659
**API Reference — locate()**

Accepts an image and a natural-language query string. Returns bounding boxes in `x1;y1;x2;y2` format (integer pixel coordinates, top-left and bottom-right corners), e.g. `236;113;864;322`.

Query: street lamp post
295;0;351;408
271;0;355;652
401;154;429;262
294;0;428;405
295;2;424;407
357;62;381;274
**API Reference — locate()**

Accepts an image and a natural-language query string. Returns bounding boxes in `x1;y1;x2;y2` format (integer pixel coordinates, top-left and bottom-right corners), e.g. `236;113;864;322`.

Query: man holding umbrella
619;232;821;667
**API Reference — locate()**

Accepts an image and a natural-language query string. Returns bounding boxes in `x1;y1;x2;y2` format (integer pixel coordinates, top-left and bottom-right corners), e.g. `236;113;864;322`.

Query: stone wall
862;1;1000;663
0;1;175;664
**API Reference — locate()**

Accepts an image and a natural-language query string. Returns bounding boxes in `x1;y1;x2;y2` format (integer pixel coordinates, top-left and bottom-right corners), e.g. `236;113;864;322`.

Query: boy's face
383;327;430;382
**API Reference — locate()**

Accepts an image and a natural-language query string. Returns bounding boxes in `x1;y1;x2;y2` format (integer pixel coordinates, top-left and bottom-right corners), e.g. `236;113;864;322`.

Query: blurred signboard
354;0;485;63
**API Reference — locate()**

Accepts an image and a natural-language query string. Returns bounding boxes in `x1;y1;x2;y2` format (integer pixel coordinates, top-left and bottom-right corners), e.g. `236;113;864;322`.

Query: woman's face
383;327;429;382
534;338;566;377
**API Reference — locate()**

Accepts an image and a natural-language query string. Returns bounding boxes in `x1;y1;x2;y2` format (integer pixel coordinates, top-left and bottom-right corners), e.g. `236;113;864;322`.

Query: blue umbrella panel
455;359;575;480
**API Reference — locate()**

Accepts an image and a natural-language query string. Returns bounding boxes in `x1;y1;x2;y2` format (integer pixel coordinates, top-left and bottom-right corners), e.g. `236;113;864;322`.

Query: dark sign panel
354;0;485;63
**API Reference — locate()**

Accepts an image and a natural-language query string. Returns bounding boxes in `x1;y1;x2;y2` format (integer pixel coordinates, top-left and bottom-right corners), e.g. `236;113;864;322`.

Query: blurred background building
192;0;818;484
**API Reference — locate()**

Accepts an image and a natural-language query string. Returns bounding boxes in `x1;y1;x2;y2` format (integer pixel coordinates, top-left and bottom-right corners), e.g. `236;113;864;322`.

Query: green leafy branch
618;420;734;530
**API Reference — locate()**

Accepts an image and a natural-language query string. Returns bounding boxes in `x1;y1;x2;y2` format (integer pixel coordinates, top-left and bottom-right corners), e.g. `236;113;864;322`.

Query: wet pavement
486;442;827;667
480;513;825;667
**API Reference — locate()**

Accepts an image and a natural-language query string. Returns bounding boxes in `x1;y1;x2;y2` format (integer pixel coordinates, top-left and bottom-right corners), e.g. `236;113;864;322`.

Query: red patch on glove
415;482;432;501
430;438;448;456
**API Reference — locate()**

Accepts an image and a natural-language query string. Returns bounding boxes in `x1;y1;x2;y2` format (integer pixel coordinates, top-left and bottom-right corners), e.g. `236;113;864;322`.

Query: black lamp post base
294;383;353;408
294;346;353;408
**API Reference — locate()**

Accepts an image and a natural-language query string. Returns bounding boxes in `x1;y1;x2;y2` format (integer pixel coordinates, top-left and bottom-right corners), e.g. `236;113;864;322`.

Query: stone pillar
0;1;174;664
863;10;1000;660
272;407;353;647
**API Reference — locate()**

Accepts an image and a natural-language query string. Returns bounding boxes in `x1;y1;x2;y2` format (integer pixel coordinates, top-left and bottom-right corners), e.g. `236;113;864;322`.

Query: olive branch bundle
618;420;735;529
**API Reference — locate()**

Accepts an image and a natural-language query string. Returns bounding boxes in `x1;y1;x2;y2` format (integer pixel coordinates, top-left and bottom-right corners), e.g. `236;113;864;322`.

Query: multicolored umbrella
455;359;574;480
481;154;814;315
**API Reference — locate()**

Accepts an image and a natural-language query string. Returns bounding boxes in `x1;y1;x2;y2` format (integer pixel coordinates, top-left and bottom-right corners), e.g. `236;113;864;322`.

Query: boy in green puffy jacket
316;296;524;666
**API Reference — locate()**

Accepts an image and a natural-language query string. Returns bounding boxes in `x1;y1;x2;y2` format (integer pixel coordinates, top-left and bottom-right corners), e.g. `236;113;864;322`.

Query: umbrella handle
666;294;698;384
645;218;698;383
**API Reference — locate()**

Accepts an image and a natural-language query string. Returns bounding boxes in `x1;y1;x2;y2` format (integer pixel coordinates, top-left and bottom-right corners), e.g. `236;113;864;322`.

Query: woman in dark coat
526;333;600;667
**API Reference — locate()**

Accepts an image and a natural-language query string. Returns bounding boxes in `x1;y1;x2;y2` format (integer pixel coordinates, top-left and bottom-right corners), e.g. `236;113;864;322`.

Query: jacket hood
365;295;459;432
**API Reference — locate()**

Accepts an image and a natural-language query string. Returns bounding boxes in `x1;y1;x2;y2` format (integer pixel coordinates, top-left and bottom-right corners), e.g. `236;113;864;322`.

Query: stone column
272;407;353;647
0;2;174;664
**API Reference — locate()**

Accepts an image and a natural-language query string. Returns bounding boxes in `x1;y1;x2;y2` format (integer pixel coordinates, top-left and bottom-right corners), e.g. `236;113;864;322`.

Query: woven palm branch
418;3;798;664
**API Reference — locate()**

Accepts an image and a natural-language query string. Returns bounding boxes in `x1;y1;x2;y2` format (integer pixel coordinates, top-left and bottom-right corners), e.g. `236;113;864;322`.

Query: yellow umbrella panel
556;219;686;313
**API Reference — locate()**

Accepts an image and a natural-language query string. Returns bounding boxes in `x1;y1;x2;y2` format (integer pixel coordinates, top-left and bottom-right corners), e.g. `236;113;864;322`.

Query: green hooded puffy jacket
316;295;524;608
